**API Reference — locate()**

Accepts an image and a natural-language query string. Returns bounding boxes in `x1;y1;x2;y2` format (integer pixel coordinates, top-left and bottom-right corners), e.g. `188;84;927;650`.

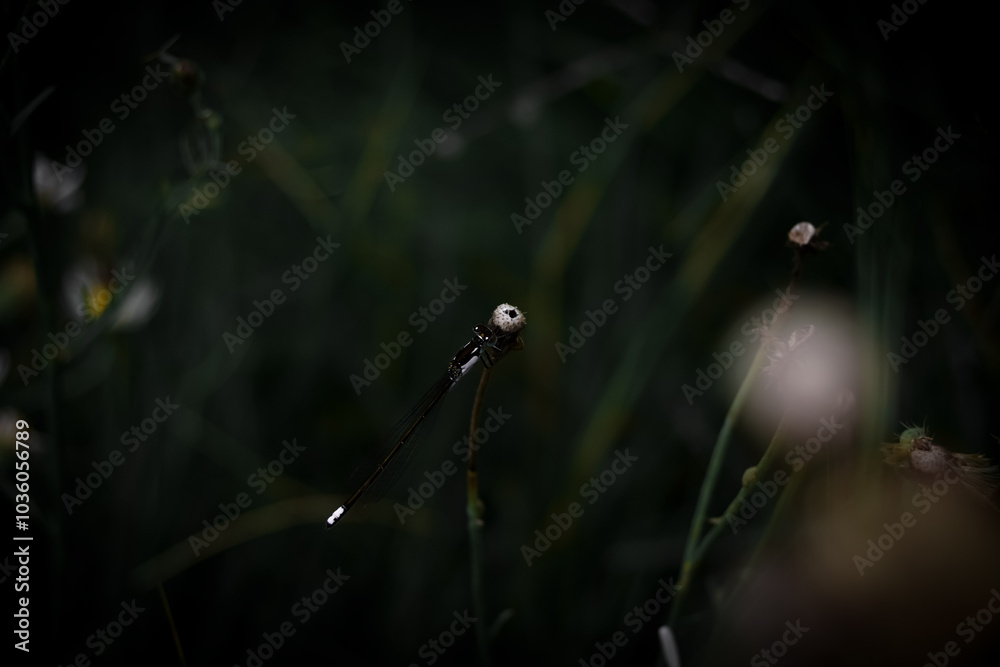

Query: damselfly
326;303;526;528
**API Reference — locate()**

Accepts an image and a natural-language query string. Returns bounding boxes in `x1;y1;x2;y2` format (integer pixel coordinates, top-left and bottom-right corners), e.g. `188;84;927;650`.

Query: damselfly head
472;324;495;346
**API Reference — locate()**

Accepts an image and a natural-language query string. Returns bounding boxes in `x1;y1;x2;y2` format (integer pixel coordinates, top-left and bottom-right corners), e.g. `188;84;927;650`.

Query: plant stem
669;250;803;625
668;346;768;625
157;582;188;666
691;413;792;565
467;367;492;667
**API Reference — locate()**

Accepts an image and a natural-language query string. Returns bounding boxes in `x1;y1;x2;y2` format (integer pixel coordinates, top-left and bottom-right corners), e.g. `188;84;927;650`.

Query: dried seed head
786;221;829;251
788;222;818;246
490;303;526;334
882;425;1000;503
908;437;952;475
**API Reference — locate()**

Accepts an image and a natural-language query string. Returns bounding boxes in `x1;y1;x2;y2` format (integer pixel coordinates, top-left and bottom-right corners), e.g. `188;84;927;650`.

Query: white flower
61;258;160;331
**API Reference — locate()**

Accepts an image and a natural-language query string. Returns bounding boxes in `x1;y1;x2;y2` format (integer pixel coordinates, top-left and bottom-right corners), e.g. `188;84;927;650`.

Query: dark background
2;1;999;665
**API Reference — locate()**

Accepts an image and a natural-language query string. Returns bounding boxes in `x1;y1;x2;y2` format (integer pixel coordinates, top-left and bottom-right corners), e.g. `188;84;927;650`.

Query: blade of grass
158;582;188;667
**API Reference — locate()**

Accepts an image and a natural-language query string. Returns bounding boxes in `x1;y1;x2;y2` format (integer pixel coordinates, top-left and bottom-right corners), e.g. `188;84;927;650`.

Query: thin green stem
669;251;803;625
158;582;188;666
467;367;492;667
692;413;792;565
668;346;768;624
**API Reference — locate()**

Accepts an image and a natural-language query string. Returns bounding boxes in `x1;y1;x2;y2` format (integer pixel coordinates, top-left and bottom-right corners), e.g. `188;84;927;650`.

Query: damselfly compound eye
473;324;494;344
